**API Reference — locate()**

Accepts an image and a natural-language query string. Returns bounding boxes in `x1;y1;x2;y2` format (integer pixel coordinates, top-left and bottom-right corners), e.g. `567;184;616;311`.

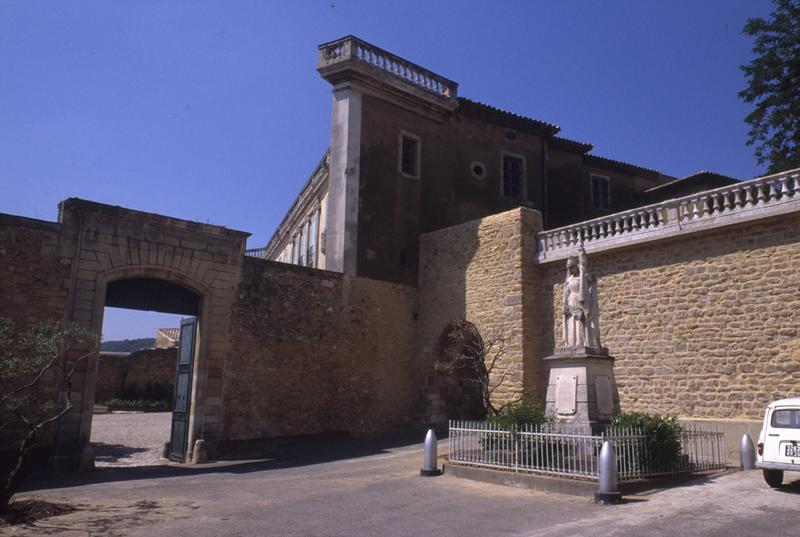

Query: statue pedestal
543;347;620;434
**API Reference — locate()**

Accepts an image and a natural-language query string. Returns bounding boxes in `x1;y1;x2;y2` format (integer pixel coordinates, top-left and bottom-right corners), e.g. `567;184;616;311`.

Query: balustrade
537;169;800;261
317;36;457;100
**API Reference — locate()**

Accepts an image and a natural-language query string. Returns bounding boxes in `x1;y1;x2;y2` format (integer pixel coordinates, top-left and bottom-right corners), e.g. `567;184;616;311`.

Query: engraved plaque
555;375;577;415
595;375;614;416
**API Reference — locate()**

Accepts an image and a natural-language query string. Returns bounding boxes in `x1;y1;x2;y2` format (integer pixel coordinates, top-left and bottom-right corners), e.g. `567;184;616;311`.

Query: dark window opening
591;175;610;210
399;250;407;266
503;155;523;200
401;136;418;176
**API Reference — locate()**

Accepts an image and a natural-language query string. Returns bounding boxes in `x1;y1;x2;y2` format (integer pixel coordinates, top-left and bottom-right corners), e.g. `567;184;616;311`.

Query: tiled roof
157;328;180;342
456;98;560;136
642;170;740;194
584;154;661;178
551;136;593;154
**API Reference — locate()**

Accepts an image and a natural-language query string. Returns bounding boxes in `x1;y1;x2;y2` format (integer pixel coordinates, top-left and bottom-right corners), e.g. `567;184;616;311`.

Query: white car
756;397;800;488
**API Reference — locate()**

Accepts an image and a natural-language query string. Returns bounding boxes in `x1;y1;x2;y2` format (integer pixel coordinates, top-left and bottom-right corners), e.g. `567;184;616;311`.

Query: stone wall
95;348;177;402
2;200;250;467
0;214;73;449
418;208;545;416
0;214;71;328
220;258;419;452
541;211;800;421
419;206;800;426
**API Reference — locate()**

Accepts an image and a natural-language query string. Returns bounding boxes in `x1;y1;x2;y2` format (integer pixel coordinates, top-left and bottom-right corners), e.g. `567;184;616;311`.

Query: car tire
763;469;783;488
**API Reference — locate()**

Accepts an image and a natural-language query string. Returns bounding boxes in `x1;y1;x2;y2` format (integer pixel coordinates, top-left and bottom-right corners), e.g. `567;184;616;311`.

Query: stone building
1;35;798;469
257;35;738;287
156;327;180;349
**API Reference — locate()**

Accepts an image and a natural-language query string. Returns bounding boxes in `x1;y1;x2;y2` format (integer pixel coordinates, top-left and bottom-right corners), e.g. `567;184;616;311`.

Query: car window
771;409;800;429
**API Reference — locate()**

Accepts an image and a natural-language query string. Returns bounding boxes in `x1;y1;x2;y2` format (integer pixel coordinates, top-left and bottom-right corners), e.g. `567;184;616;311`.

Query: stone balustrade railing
317;35;458;100
535;168;800;263
244;247;267;259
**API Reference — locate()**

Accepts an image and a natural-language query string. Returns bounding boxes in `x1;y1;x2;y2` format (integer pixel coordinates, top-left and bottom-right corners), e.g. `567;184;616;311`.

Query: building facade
259;35;738;286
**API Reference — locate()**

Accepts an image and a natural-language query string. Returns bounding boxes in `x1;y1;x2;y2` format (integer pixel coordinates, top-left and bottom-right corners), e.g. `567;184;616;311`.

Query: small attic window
504;130;517;142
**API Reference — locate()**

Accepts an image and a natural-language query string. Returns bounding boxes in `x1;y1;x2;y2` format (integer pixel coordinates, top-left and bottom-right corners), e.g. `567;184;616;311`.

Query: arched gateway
3;198;249;469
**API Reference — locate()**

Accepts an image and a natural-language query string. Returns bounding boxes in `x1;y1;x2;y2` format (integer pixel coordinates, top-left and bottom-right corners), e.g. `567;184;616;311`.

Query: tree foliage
0;318;98;512
739;0;800;173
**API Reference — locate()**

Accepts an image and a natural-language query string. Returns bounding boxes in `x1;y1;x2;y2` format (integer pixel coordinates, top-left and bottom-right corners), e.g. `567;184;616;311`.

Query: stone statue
562;246;601;349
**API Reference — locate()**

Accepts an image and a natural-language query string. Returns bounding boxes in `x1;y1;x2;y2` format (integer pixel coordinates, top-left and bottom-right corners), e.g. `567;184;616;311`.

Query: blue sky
1;0;774;339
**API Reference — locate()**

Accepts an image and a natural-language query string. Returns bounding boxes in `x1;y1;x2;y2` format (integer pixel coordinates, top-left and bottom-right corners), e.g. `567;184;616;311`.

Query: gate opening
91;277;201;467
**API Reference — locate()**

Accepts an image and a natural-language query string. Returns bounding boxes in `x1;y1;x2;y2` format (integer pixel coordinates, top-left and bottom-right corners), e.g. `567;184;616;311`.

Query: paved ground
9;436;800;537
90;412;171;468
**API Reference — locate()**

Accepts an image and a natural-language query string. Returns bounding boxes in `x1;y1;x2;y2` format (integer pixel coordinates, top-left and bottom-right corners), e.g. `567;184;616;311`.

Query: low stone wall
219;259;419;452
95;348;177;402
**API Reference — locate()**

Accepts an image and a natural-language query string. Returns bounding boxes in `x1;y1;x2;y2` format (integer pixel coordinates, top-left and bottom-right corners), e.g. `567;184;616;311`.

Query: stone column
324;87;362;276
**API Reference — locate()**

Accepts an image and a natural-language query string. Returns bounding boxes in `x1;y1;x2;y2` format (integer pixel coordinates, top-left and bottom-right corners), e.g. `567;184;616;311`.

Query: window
470;161;486;180
502;153;524;200
299;223;308;267
308;210;319;267
771;409;800;429
591;174;610;210
399;132;420;178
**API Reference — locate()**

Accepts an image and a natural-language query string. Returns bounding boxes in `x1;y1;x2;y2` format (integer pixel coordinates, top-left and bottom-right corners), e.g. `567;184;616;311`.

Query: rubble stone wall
221;258;419;449
95;348;177;402
541;211;800;420
418;208;545;415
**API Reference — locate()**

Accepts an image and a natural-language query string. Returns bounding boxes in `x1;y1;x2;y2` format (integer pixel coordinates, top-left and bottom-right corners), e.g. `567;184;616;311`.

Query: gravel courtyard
90;412;172;467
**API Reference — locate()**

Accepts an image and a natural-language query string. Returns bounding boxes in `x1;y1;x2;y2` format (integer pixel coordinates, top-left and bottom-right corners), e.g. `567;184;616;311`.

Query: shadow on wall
419;211;535;423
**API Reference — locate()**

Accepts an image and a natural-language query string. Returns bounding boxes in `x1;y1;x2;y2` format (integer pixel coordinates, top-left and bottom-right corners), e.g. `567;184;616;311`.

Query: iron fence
448;420;726;481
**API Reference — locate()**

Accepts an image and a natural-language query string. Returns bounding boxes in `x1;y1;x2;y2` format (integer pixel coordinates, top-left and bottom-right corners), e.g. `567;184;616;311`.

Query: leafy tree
0;318;98;513
739;0;800;173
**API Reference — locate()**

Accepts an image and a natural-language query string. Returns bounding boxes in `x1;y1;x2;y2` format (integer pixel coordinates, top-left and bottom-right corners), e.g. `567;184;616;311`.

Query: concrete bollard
420;429;441;476
740;433;757;470
191;439;208;464
594;441;622;504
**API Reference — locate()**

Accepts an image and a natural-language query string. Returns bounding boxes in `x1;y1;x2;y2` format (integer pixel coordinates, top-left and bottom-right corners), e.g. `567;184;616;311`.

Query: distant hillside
100;338;155;352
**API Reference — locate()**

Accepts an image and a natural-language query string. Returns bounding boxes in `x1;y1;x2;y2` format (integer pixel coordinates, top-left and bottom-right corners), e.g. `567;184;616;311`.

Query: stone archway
49;199;249;469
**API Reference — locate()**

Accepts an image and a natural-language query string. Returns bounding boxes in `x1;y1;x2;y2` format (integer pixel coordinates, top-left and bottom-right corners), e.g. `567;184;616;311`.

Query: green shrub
609;411;683;470
482;400;554;464
101;399;172;412
487;400;548;432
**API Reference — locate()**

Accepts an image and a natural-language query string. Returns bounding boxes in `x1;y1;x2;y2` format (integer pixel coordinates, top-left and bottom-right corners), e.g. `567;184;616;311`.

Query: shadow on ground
774;477;800;495
21;432;430;492
91;443;153;464
11;499;190;536
621;468;737;496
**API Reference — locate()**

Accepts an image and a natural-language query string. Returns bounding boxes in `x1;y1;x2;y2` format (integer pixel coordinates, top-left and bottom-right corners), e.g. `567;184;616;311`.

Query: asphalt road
11;437;800;537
